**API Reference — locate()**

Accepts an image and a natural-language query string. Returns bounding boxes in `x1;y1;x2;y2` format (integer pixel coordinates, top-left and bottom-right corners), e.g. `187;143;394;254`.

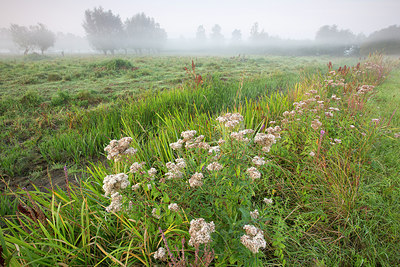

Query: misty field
1;54;400;266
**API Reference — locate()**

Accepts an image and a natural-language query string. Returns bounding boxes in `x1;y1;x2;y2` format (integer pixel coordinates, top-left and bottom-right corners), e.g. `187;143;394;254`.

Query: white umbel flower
188;218;215;246
153;247;168;261
240;225;266;253
102;173;130;196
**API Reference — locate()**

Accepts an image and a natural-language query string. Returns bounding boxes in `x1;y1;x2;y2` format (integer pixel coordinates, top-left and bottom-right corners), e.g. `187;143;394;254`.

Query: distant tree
10;23;55;54
54;32;91;53
231;29;242;42
10;24;33;55
366;25;400;42
250;22;259;41
210;24;224;43
0;28;14;52
360;25;400;55
249;22;269;43
315;25;356;44
196;25;206;41
31;23;55;54
83;7;123;54
125;13;167;53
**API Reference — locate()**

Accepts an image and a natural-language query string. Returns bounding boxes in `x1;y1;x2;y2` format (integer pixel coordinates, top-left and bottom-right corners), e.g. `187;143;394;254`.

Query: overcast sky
1;0;399;39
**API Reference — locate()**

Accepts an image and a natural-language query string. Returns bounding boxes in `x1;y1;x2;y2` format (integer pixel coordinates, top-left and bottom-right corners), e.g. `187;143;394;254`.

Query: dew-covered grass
1;54;399;266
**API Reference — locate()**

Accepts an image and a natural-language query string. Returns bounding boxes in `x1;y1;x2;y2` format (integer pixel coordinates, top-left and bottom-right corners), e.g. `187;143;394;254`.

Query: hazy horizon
1;0;399;40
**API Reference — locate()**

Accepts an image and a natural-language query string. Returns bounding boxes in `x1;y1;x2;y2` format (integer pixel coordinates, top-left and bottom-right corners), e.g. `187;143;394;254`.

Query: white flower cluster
105;192;123;213
252;156;266;167
250;209;259;219
282;110;297;118
357;84;374;95
132;183;140;191
254;133;276;152
189;172;204;187
218;138;226;145
208;145;220;154
181;130;197;141
246;167;261;180
206;162;223;172
169;139;184;150
129;162;145;173
165;158;186;179
230;129;254;142
263;198;273;205
185;135;211;150
216;113;244;128
148;167;157;178
240;225;266;254
311;119;322;130
103;173;130;196
153;247;167;261
168;203;179;212
188;218;215;246
104;137;137;162
170;130;210;150
152;208;161;219
266;126;282;139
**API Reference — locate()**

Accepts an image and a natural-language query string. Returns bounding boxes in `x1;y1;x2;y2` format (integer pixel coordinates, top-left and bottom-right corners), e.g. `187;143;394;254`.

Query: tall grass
1;54;399;266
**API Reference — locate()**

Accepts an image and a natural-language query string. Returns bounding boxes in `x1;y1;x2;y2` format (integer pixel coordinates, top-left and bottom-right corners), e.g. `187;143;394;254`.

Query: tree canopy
83;7;167;54
125;13;167;53
9;23;55;54
83;7;123;54
196;25;206;42
315;25;356;45
210;24;224;43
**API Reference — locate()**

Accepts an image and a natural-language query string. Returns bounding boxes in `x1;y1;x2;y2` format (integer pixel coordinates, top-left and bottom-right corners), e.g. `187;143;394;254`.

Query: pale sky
0;0;399;39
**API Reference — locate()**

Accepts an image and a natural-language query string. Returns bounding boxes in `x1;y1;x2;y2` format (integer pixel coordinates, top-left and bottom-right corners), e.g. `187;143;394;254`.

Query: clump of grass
47;73;62;81
51;90;71;106
95;58;133;71
20;90;42;107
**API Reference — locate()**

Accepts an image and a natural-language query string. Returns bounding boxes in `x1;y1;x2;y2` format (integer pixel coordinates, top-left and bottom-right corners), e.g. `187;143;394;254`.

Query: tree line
9;23;55;55
3;8;400;56
7;7;167;55
83;7;167;55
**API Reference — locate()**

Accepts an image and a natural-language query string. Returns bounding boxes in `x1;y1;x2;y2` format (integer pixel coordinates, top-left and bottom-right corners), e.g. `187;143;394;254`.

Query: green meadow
1;54;399;266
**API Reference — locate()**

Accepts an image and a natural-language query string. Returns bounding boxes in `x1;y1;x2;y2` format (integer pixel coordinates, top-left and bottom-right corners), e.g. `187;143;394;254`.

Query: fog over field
1;0;399;39
0;0;399;55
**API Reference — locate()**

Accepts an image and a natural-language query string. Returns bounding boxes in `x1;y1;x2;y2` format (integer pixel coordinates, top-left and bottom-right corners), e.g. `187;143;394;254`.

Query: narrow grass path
358;66;400;263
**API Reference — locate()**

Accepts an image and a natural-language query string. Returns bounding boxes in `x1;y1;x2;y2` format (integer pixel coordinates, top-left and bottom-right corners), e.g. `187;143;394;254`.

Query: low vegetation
1;54;399;266
0;55;349;184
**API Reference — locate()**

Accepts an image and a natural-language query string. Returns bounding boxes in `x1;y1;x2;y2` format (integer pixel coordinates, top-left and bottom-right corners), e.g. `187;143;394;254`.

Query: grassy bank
1;54;399;266
0;55;355;185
